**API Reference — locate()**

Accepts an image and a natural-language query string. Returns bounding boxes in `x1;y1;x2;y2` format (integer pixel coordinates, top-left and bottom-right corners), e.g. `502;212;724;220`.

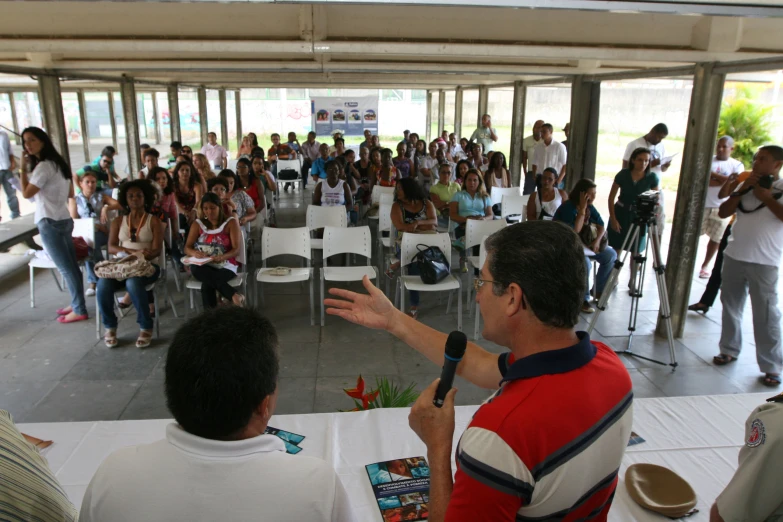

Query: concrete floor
0;185;777;423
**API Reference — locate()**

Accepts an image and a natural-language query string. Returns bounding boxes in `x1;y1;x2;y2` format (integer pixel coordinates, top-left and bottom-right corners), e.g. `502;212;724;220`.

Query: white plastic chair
276;157;305;198
185;229;248;318
29;217;94;308
255;227;315;326
368;186;396;222
96;246;170;340
306;205;347;261
396;232;462;331
377;201;396;295
465;219;507;315
489;187;519;209
320;225;377;326
501;194;529;223
473;237;490;340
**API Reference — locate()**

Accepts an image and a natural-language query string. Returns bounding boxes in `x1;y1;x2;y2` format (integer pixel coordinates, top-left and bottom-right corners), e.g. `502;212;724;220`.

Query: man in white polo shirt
623;123;671;239
200;131;228;170
531;123;567;187
79;307;356;522
698;136;744;278
714;145;783;387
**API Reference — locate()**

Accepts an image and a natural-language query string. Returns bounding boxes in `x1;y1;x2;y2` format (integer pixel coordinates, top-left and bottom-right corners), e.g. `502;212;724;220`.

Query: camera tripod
587;213;678;370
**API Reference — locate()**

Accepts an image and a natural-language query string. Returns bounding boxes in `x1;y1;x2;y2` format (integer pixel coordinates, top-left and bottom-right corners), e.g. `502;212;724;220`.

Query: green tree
718;86;773;168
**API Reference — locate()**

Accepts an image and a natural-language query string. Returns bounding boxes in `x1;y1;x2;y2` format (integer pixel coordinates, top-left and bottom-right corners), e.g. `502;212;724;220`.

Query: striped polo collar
500;331;597;384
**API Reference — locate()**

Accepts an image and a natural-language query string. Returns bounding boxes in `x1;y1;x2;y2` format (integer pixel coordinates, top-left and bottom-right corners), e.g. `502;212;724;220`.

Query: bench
0;214;37;252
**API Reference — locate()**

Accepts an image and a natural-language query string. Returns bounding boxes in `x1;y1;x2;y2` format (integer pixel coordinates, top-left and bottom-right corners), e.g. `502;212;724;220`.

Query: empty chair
489;186;520;210
29;217;94;308
306;204;347;261
255;227;315;326
276;157;305;197
367;186;396;223
464;219;507;315
395;232;462;331
320;226;377;326
501;194;529;223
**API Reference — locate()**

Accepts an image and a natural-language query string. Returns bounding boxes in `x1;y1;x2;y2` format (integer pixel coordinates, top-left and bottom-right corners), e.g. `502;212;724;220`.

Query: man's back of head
80;308;357;522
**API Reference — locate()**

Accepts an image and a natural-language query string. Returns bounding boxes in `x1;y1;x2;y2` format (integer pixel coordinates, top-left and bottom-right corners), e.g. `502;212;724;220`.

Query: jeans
190;264;237;309
585;246;617;302
38;218;87;315
0;169;20;218
719;256;782;374
97;265;160;331
86;230;109;285
301;159;312;187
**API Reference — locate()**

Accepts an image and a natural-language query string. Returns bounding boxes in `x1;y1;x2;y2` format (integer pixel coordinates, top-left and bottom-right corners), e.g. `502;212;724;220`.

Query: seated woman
97;180;163;349
553;179;617;313
388;178;438;319
235;157;264;215
193;153;216;183
485;151;511;194
251;154;277;220
208;177;237;217
184;193;245;309
370;148;400;190
218;169;257;233
449;169;493;270
172;160;203;228
313;159;353;214
527;167;568;221
393;142;414;179
68;169;122;296
236;135;253;159
454;159;470;185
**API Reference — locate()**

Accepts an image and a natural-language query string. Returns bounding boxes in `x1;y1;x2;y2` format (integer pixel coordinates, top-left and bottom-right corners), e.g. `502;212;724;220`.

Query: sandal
136;330;153;349
104;329;118;348
713;354;737;365
408;308;419;320
688;303;710;314
762;374;782;387
699;269;710;279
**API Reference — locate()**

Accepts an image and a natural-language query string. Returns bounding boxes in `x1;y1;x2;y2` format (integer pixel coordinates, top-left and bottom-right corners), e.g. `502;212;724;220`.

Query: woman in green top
607;147;659;253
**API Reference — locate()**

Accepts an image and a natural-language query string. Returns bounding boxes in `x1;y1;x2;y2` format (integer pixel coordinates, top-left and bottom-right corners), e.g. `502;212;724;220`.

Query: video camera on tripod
632;190;660;222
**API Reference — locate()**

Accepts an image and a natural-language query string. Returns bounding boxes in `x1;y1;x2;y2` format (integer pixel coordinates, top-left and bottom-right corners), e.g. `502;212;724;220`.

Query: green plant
343;375;420;411
718;86;773;168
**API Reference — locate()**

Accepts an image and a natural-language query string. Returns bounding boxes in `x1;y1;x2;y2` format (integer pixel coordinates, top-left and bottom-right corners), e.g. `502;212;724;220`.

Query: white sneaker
85;287;96;297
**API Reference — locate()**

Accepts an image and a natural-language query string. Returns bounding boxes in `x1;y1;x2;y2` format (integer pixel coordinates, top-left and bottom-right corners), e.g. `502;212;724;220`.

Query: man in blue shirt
310;143;330;182
554;179;616;312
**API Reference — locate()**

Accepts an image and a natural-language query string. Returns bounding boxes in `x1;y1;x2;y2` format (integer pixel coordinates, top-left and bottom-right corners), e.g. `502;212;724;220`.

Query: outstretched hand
324;275;401;331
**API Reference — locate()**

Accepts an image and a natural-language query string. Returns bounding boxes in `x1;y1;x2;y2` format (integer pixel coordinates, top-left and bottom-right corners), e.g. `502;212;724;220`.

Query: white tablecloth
18;393;769;521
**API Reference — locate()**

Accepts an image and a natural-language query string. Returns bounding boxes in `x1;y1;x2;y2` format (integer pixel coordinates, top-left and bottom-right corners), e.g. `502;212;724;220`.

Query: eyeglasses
473;278;501;292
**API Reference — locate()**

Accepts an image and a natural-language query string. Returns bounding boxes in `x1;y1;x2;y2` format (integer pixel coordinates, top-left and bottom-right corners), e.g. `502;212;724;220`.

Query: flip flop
699;269;710;279
713;354;737;365
57;314;88;324
762;374;782;387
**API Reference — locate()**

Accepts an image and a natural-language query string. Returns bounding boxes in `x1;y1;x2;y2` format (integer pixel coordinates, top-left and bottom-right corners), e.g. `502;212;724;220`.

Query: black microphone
434;331;467;408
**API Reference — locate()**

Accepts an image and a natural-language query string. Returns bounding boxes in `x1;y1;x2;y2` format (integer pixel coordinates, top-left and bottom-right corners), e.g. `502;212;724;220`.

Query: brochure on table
311;96;379;137
366;456;430;521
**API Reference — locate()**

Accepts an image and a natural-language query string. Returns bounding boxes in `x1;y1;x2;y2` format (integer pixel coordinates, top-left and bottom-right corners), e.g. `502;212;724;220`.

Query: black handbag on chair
414;244;450;284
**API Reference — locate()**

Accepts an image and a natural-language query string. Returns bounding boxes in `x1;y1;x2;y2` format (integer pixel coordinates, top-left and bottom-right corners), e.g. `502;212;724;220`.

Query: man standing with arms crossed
714;145;783;387
0;127;19;220
326;221;633;521
530;123;568;187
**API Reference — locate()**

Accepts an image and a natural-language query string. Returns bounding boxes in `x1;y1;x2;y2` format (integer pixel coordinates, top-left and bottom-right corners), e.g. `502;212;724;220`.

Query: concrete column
235;89;242;151
509;81;526;188
477;86;489;128
120;78;142;177
107;91;117;149
660;63;726;338
77;90;91;163
167;84;181;143
7;93;20;145
454;87;463;140
565;76;601;193
151;91;162;144
437;89;446;137
36;75;70;165
425;91;432;143
197;86;208;147
219;89;229;149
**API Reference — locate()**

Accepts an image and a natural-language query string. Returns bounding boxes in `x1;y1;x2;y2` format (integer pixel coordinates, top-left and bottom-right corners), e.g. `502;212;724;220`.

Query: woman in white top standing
527;167;568;221
19;127;89;324
313;160;352;214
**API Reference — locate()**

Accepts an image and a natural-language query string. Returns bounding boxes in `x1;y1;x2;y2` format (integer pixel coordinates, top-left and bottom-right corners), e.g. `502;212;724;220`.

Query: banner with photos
311;96;379;137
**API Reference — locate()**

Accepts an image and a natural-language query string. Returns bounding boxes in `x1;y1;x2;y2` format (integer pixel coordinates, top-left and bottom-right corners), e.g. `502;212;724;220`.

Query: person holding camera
714;145;783;387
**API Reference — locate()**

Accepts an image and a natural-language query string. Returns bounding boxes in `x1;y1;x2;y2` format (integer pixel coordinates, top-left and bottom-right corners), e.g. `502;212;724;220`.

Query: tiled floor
0;187;778;423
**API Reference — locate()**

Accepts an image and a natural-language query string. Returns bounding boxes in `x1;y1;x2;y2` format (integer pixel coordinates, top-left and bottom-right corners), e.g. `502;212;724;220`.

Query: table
17;393;769;521
0;213;37;251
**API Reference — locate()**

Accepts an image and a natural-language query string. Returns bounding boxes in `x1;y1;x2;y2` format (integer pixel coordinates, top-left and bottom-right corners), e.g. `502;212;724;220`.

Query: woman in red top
236;157;265;213
371;148;400;189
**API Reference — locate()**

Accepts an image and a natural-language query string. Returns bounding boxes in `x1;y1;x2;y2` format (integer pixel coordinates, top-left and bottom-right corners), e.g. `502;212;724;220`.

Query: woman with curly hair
97;180;163;348
192;153;216;183
172;160;203;226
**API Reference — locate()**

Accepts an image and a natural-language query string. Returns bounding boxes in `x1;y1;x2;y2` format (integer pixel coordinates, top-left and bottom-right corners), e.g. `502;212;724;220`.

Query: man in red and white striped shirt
326;220;633;522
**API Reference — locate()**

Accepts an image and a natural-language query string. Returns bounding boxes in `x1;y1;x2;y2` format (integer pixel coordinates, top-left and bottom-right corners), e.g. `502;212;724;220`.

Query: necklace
127;212;146;243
